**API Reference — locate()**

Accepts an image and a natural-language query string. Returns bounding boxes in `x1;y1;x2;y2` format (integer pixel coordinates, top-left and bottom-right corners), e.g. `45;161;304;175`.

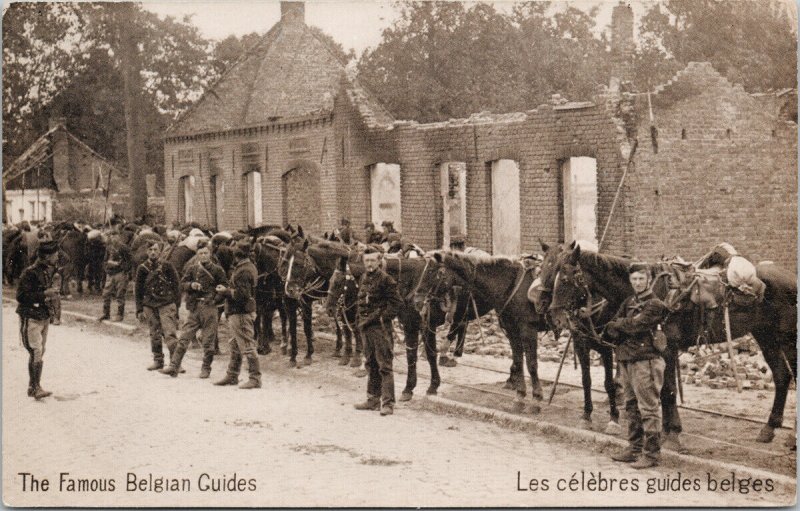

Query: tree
635;0;797;92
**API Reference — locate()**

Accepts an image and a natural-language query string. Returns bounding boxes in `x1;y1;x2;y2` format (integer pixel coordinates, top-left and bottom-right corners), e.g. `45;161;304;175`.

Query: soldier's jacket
224;258;257;315
105;242;132;276
357;269;401;330
135;259;180;313
181;259;227;311
605;289;667;362
16;260;53;321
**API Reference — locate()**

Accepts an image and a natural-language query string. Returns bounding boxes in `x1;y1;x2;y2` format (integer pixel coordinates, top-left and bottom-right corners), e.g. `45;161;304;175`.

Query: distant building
165;1;797;271
3;119;129;224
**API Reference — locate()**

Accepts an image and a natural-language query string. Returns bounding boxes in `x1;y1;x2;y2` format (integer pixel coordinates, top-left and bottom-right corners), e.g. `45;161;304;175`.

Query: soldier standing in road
135;241;181;371
161;240;227;378
604;261;668;469
213;240;262;389
354;247;402;416
98;235;132;322
16;240;60;400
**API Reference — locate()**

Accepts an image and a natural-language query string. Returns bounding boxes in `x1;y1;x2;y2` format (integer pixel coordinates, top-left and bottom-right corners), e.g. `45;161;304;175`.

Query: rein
496;262;530;317
553;263;613;347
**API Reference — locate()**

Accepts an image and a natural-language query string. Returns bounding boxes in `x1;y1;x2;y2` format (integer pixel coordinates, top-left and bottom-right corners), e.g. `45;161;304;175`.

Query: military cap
234;239;252;257
628;261;650;275
37;240;59;257
340;217;351;226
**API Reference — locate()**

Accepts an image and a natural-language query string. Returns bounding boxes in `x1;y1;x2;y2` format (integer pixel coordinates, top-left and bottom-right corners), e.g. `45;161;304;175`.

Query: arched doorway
282;161;322;233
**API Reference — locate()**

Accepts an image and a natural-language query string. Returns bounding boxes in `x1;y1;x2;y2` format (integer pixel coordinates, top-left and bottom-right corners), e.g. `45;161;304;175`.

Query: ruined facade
164;2;797;270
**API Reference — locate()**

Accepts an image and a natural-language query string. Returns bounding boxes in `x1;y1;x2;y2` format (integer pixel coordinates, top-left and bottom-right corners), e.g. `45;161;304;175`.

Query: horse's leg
575;339;593;427
333;315;343;357
301;300;314;363
600;345;622;435
350;310;365;372
287;299;298;367
755;331;791;443
278;298;288;354
338;312;352;366
521;324;542;414
502;321;526;412
400;310;419;400
660;345;684;451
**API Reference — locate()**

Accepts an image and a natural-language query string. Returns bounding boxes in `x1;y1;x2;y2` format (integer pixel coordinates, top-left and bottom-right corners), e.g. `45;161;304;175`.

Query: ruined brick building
164;1;797;270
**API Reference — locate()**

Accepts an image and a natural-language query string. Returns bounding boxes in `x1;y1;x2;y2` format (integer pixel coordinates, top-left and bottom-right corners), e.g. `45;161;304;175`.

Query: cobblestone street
3;306;794;507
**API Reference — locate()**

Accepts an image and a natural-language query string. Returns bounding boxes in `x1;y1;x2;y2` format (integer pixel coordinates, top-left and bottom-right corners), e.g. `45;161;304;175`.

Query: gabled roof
3;123;125;188
169;16;354;136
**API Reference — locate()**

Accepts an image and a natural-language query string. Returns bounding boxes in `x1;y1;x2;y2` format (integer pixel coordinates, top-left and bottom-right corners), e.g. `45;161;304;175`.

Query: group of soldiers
15;217;407;417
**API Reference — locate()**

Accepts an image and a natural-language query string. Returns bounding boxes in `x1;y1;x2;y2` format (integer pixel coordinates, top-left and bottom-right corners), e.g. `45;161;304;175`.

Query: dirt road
2;307;794;507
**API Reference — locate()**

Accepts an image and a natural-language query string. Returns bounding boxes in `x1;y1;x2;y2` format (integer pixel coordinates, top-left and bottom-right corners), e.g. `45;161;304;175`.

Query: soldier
98;235;132;322
604;261;668;469
213;240;261;389
354;247;402;416
338;217;353;244
17;240;60;400
363;222;382;245
135;241;181;371
161;240;227;378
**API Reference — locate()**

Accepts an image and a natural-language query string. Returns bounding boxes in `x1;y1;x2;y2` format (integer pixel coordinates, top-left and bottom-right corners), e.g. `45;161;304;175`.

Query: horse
322;255;364;368
304;239;448;398
428;250;548;412
528;241;623;433
547;243;797;446
3;228;28;285
250;236;289;356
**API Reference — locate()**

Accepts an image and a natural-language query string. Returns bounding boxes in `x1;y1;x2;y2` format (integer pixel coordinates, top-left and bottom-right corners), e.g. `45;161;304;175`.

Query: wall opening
561;156;598;245
369;162;402;231
490;159;520;256
178;175;195;224
439;161;467;249
244;171;262;227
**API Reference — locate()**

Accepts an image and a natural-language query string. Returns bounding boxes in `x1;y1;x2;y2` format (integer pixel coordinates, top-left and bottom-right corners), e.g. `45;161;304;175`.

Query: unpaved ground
2;306;795;507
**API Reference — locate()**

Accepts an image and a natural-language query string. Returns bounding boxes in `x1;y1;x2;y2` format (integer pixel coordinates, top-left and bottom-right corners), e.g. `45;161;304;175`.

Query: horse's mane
757;262;798;293
309;239;352;257
450;250;517;268
578;250;632;278
265;229;293;243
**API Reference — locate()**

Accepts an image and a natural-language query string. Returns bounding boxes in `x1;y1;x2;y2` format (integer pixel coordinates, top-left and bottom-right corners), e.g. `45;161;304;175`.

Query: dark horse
546;244;797;446
529;241;622;433
430;250;548;412
302;240;445;399
250;235;289;356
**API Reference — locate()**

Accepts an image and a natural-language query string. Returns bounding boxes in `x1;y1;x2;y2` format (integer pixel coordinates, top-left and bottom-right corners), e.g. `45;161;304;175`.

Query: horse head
530;239;567;315
412;252;457;315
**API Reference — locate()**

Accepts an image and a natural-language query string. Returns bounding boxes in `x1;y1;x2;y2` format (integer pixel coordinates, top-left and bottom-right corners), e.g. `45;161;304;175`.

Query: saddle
520;253;543;304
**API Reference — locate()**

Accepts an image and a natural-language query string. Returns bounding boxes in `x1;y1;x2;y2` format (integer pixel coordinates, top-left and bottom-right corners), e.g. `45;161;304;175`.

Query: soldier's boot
51;299;61;325
147;353;164;371
111;303;125;322
199;352;214;379
354;396;380;411
32;361;51;400
27;360;35;397
97;302;111;322
611;420;643;463
165;342;185;373
379;404;394;416
213;373;239;386
239;354;261;389
339;348;352;366
631;433;661;469
160;344;188;377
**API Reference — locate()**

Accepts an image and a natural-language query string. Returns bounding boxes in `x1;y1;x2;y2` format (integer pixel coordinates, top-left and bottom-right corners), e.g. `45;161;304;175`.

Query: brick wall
631;62;798;271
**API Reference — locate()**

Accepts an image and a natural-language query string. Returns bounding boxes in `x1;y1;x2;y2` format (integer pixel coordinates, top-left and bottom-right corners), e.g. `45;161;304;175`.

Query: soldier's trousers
102;272;128;308
620;357;665;455
20;316;49;363
363;322;395;406
145;303;178;363
226;312;260;382
179;302;218;368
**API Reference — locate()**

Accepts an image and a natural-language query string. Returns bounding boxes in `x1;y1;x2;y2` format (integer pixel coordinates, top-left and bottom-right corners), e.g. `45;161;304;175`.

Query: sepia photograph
1;0;797;507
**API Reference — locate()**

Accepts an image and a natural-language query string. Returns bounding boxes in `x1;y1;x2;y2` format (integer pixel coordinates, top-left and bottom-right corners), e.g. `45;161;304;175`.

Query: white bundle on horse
180;235;208;252
87;229;102;240
727;256;763;297
188;228;205;238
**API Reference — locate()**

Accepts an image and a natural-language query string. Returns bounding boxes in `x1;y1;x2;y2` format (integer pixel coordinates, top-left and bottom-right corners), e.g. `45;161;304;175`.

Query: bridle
551;263;613;347
284;249;327;301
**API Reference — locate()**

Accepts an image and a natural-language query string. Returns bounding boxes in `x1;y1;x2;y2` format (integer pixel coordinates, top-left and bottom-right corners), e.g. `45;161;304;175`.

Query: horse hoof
756;426;775;443
349;358;362;368
604;421;622;436
280;346;288;356
288;359;297;368
399;391;413;402
785;434;797;451
502;380;514;390
339;357;350;366
354;369;367;378
425;386;438;396
333;350;342;358
581;419;593;430
304;356;312;366
512;400;525;413
442;358;457;368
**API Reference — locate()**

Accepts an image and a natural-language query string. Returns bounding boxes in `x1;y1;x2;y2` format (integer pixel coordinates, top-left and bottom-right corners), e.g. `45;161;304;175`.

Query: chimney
280;2;305;24
609;2;634;91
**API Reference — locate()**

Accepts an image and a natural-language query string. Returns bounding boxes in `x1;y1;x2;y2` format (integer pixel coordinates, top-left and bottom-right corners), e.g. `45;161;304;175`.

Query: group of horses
3;219;796;451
